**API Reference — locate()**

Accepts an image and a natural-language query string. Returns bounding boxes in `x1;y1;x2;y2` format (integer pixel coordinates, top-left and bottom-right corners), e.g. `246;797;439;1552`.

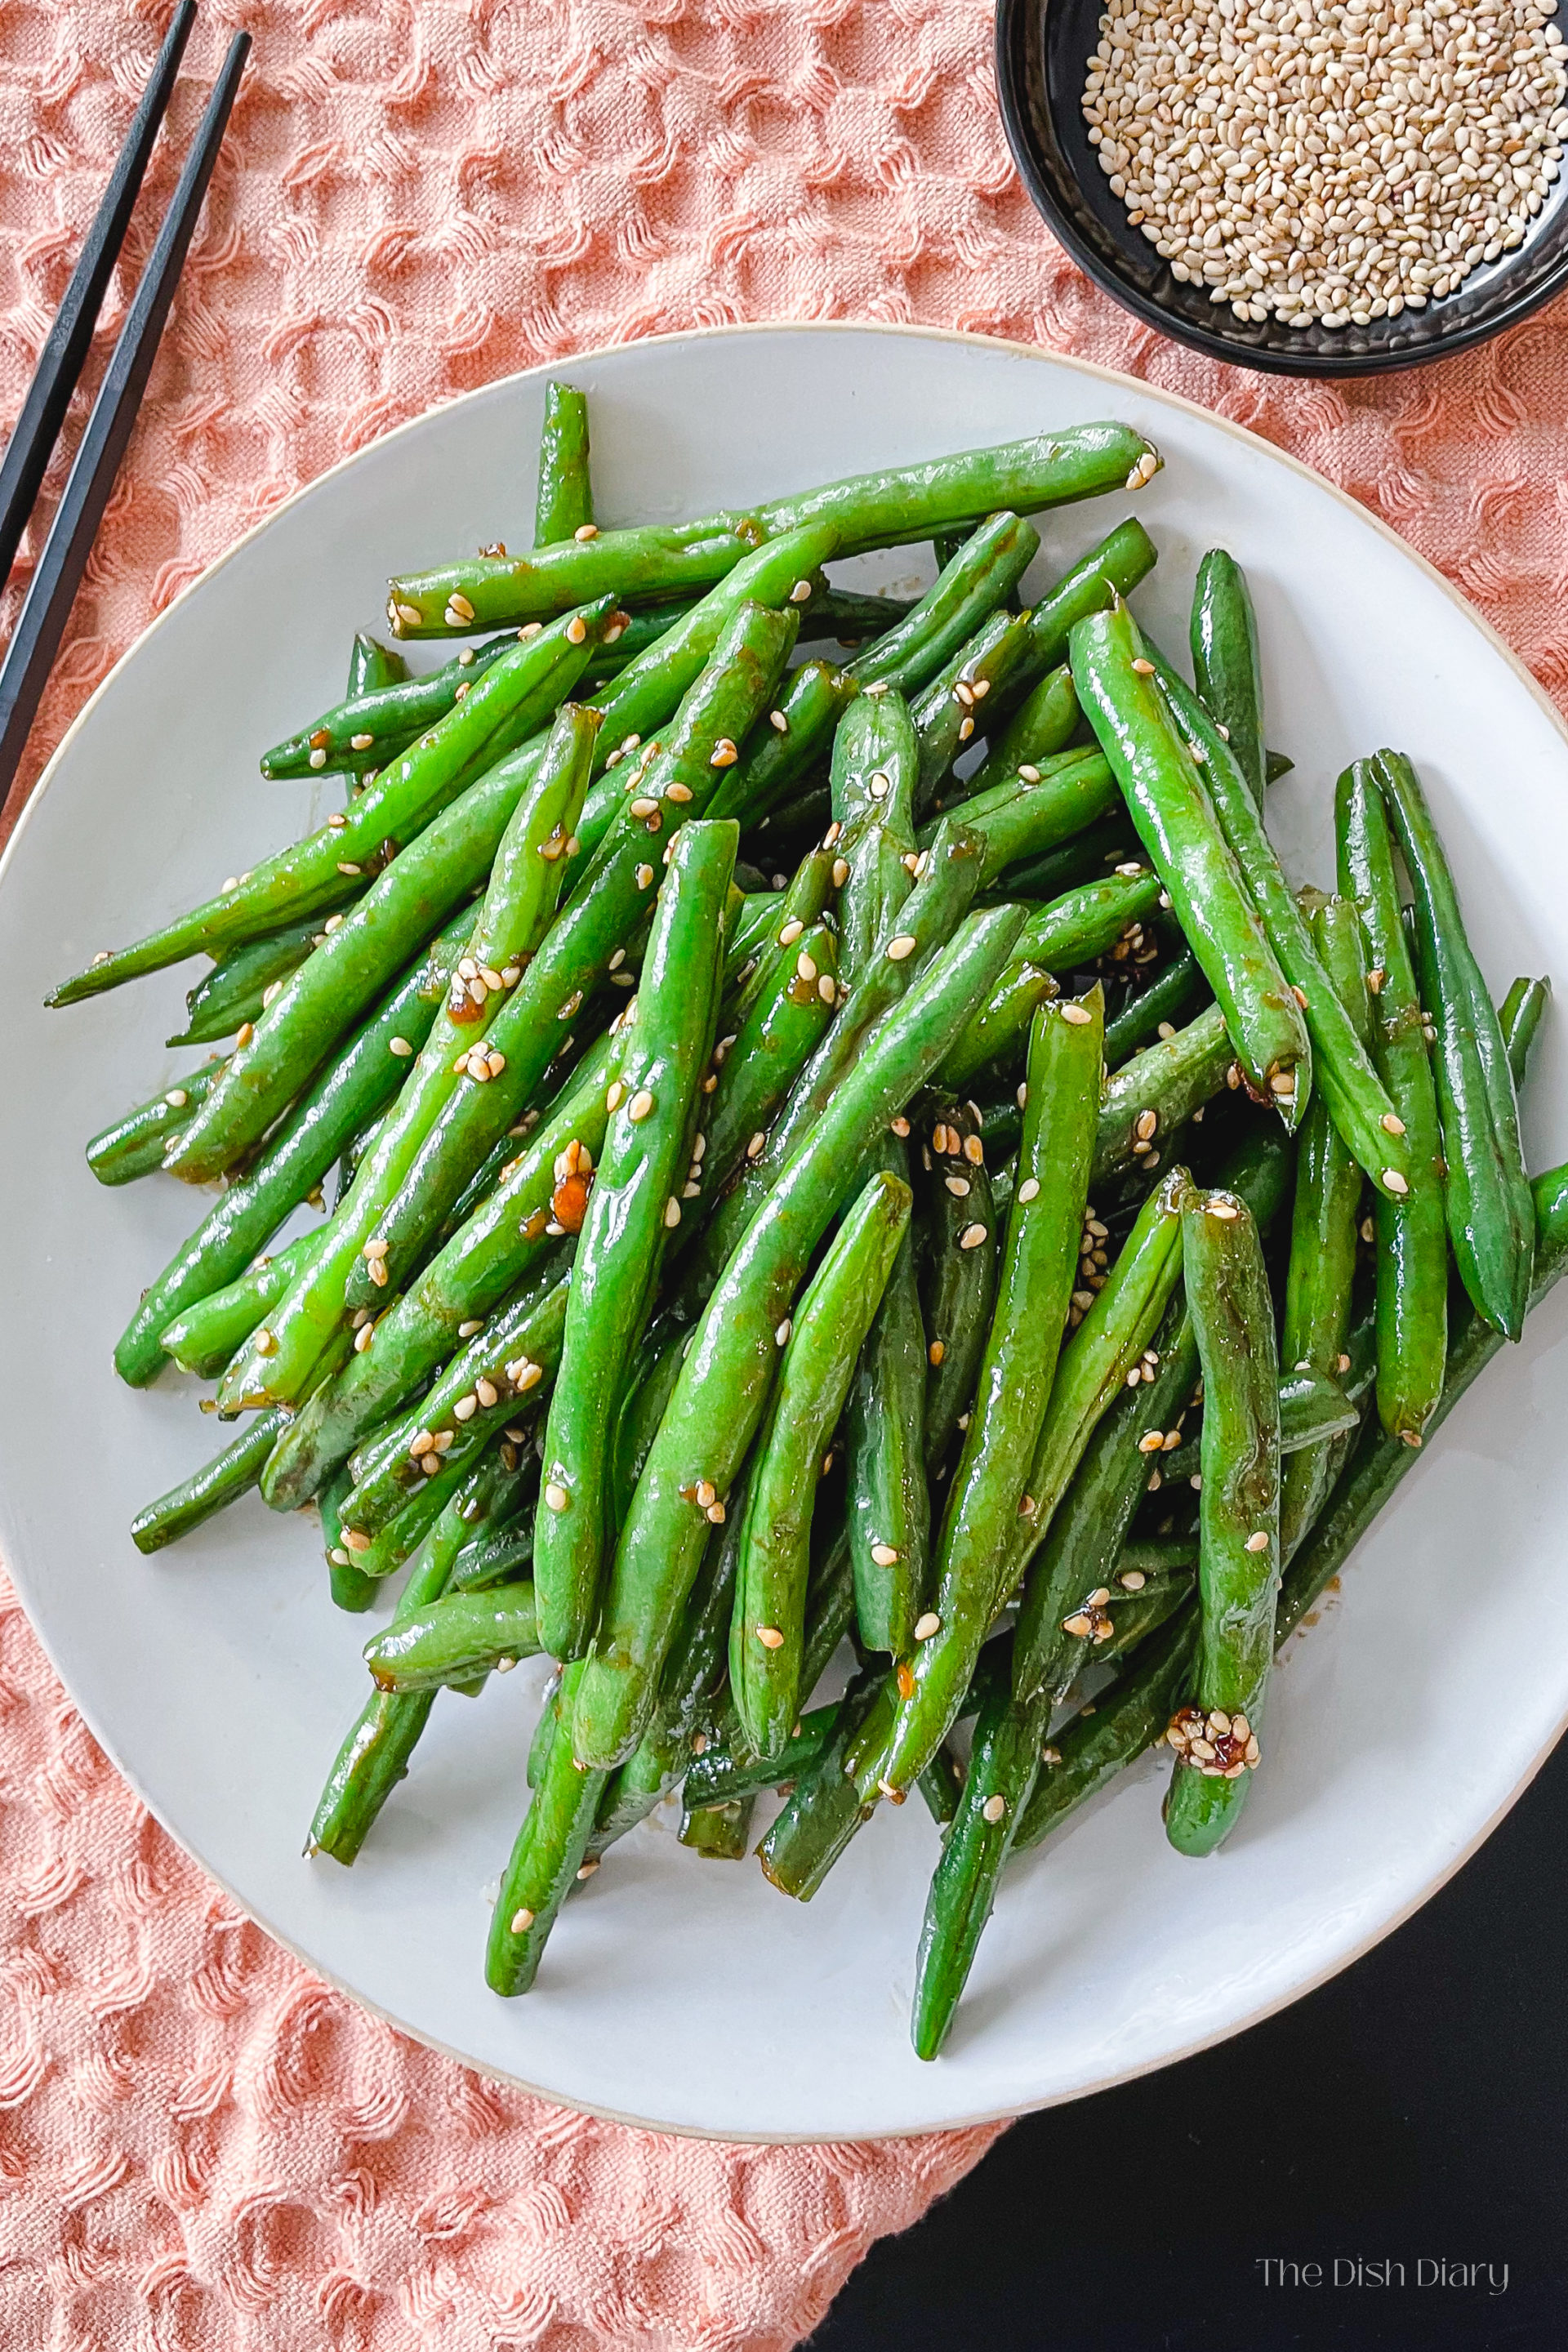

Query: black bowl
995;0;1568;376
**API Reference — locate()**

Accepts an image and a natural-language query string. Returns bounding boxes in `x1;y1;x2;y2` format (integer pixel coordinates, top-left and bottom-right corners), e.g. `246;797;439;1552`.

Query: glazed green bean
487;1661;610;1994
261;636;519;782
131;1407;292;1553
114;910;471;1387
921;751;1120;893
1009;1609;1199;1856
345;605;798;1308
217;706;600;1411
160;1223;327;1379
363;1585;541;1692
390;422;1156;635
1148;648;1408;1195
1374;749;1535;1339
1164;1187;1280;1858
1191;550;1265;810
341;1263;570;1537
260;1038;616;1506
947;666;1080;807
535;381;593;544
1500;976;1550;1085
911;608;1041;816
845;1136;930;1656
569;904;1025;1768
168;916;327;1045
870;991;1105;1796
1279;898;1371;1556
1336;769;1446;1444
1071;605;1310;1117
700;917;839;1193
731;1171;910;1757
1102;949;1207;1067
920;1100;1000;1480
1093;1001;1232;1184
87;1060;223;1185
348;632;407;697
940;867;1160;1088
52;602;613;1006
535;819;735;1658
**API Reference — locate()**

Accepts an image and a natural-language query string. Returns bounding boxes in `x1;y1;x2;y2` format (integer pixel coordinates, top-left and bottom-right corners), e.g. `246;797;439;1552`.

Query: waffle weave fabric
0;2;1562;2345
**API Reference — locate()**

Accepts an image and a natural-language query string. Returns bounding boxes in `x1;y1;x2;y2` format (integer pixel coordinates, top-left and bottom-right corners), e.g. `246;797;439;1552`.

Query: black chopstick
0;29;251;831
0;1;198;594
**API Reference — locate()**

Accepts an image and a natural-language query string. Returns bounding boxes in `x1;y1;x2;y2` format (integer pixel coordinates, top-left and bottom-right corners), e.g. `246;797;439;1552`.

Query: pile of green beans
65;388;1562;2060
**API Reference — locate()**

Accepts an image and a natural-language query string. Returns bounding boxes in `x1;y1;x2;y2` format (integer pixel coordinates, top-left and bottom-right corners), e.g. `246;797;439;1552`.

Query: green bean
348;633;407;697
131;1407;292;1553
1374;750;1535;1339
865;1164;1194;1813
1009;1609;1199;1856
1093;1001;1232;1185
341;1264;571;1537
572;523;836;862
948;666;1080;807
922;751;1120;893
868;991;1106;1796
1191;550;1265;809
536;820;736;1658
1500;976;1550;1085
1102;949;1208;1067
261;637;518;781
679;815;987;1306
535;381;593;544
831;690;917;953
756;1669;884;1900
308;1455;503;1862
608;1316;690;1528
706;662;855;831
450;1509;536;1594
319;1462;379;1612
1164;1187;1280;1858
683;1699;840;1812
1334;770;1446;1444
1161;1361;1358;1489
1279;1156;1568;1643
678;1798;753;1856
913;1673;1043;2057
87;1060;224;1185
347;606;798;1308
260;1040;615;1507
710;512;1093;833
724;848;835;1028
160;1223;327;1378
216;708;600;1411
486;1661;610;1994
167;917;326;1045
52;603;613;1007
1278;898;1371;1554
363;1585;541;1693
920;1101;1000;1479
845;1137;930;1656
731;1171;910;1757
1008;514;1159;682
114;911;471;1387
701;918;839;1194
911;608;1042;816
568;903;1026;1767
1148;648;1408;1195
1070;605;1310;1118
939;867;1162;1089
390;423;1156;636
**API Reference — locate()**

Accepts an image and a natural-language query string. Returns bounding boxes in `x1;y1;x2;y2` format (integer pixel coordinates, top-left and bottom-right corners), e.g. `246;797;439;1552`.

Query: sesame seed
709;738;739;768
1245;1530;1271;1553
1060;1004;1093;1025
309;747;327;769
1269;1071;1296;1097
393;602;423;630
818;974;835;1003
354;1324;374;1352
1017;1176;1040;1204
958;716;974;742
336;862;362;877
959;1223;987;1250
343;1529;372;1553
1383;1169;1410;1195
573;523;599;541
350;732;375;751
453;1395;479;1423
628;1089;654;1121
831;856;849;885
564;616;587;644
944;1175;971;1197
891;1116;910;1138
1018;763;1041;784
796;951;817;982
1382;1113;1406;1135
1209;1200;1240;1222
870;1543;900;1566
769;709;789;733
664;1196;681;1227
886;934;917;962
789;579;813;604
666;782;693;804
928;1339;946;1365
982;1794;1007;1824
510;1908;535;1934
543;1482;568;1512
777;917;804;946
746;1130;767;1159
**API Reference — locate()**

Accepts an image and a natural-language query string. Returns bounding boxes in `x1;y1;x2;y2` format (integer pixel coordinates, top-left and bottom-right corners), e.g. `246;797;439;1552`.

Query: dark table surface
814;1726;1567;2352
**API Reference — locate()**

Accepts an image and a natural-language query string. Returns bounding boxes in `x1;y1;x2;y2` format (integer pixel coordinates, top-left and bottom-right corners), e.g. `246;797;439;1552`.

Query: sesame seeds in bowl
996;0;1568;373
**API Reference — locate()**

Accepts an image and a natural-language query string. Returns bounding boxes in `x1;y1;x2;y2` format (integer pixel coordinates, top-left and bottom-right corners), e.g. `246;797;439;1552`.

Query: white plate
2;325;1566;2144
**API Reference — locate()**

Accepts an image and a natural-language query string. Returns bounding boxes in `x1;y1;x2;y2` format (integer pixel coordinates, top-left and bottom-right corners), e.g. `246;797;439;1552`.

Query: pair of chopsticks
0;6;250;831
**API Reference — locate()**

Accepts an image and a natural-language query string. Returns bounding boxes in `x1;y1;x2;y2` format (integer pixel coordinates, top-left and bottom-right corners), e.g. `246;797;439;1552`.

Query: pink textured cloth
1;2;1565;2343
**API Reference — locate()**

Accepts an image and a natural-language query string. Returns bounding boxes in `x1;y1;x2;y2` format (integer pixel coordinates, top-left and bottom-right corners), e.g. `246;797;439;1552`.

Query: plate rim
2;318;1566;2145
